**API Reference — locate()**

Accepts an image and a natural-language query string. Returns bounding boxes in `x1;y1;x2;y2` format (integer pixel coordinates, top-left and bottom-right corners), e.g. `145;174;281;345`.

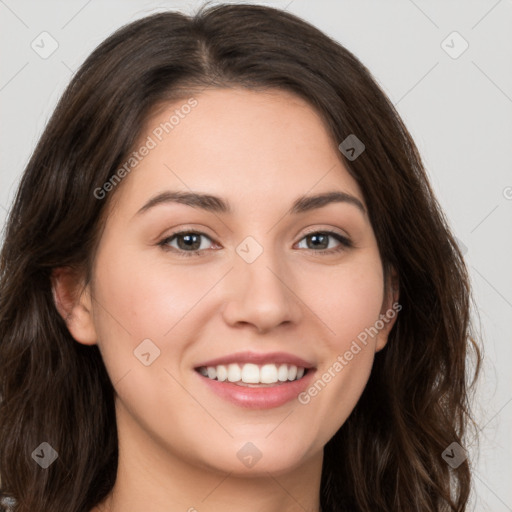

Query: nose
221;246;303;334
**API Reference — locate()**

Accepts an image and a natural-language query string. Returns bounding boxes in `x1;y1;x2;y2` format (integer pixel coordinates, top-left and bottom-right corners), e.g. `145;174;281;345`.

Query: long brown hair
0;3;482;511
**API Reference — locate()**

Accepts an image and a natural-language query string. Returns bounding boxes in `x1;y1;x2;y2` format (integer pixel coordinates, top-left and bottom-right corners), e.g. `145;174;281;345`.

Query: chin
194;437;316;477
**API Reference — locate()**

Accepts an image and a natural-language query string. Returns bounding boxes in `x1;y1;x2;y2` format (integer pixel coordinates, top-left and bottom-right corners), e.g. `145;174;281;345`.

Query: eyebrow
135;190;366;217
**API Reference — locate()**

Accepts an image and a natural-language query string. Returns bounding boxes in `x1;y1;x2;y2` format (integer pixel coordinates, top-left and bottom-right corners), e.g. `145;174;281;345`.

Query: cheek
92;245;212;340
302;254;385;347
295;255;384;433
90;241;232;388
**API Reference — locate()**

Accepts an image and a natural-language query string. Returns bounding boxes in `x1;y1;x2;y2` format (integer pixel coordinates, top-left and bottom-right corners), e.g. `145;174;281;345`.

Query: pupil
310;233;327;249
179;234;200;250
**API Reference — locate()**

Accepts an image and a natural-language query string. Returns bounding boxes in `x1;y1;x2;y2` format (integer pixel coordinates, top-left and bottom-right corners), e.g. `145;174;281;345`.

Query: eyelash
157;229;353;258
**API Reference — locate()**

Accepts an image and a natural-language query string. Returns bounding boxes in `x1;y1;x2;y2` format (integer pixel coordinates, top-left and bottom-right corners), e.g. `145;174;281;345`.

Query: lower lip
195;369;316;409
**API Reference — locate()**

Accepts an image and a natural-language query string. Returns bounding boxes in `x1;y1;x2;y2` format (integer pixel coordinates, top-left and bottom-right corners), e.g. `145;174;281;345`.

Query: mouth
193;354;317;409
195;362;310;387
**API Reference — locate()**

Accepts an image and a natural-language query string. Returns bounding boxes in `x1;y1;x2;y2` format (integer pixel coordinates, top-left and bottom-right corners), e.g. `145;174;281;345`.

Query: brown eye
296;231;352;254
159;231;215;257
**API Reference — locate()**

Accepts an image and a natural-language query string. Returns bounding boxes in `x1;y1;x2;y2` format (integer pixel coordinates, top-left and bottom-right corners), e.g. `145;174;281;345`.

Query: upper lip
194;351;316;369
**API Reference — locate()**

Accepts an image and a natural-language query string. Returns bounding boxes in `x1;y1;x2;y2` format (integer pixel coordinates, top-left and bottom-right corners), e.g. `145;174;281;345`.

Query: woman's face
68;87;398;476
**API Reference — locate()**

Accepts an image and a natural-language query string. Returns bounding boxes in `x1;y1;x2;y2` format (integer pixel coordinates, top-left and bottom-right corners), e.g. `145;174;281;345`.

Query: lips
193;351;317;409
194;350;315;370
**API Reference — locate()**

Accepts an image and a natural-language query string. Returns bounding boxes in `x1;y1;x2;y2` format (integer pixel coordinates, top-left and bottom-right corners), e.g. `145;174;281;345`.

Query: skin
52;87;399;512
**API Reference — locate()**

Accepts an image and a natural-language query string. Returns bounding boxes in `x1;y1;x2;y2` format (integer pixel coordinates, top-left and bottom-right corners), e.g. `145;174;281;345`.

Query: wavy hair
0;3;481;511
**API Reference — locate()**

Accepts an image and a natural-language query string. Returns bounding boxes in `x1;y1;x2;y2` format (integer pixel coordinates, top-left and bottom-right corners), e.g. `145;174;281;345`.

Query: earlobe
51;266;97;346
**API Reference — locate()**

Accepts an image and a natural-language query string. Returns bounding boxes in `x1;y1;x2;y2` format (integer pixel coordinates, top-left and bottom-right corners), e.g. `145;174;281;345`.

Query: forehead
108;87;364;216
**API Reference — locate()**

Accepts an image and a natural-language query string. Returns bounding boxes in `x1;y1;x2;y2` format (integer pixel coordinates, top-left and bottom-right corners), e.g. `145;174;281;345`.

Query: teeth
216;364;228;382
198;363;307;384
241;363;260;383
260;364;278;384
227;363;241;382
277;364;289;382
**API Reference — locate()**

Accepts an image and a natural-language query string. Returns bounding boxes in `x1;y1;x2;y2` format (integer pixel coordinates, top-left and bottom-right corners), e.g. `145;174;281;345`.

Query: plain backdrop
1;1;511;510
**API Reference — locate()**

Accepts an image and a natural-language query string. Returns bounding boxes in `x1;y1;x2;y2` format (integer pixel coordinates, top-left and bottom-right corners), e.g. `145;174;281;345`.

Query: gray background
1;0;511;510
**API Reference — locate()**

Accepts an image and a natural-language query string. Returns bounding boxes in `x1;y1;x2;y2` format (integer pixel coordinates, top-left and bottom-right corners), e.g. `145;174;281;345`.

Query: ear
51;266;97;345
375;266;400;352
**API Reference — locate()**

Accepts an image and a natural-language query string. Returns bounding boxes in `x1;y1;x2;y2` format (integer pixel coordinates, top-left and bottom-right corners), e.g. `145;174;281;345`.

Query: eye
296;230;352;254
158;230;216;257
158;229;353;258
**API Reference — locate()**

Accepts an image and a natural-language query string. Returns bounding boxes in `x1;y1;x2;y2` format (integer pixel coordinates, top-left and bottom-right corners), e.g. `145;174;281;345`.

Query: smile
196;362;308;386
195;364;316;409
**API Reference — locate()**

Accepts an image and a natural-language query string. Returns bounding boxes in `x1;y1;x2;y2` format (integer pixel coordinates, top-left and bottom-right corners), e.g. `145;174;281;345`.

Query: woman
0;3;481;511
